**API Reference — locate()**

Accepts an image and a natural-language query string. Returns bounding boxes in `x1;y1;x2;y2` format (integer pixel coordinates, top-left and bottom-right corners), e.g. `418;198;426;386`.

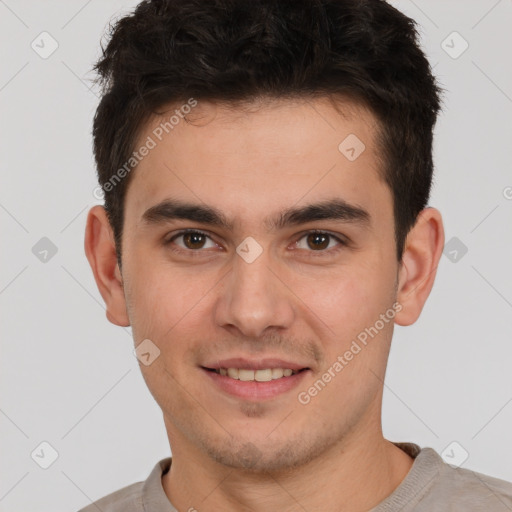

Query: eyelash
164;229;348;257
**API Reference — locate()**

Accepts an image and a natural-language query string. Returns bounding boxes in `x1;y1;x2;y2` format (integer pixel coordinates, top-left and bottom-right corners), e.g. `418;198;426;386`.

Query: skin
85;97;445;512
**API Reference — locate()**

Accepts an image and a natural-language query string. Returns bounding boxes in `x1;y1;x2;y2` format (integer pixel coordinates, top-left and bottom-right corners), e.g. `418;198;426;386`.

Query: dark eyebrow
141;197;371;231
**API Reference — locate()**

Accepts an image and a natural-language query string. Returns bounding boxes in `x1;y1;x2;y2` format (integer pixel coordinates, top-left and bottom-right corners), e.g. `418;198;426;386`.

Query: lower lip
202;368;310;400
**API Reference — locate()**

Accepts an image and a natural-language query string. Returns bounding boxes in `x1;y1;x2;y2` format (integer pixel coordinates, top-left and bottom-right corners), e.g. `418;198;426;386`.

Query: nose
213;246;295;339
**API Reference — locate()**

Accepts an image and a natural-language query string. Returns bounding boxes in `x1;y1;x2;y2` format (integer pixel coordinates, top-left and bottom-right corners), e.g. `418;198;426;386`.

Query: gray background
1;0;511;510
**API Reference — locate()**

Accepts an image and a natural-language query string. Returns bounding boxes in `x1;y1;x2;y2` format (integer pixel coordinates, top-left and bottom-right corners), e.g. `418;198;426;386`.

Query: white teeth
215;367;300;381
272;368;284;379
255;369;272;382
227;368;239;379
239;369;254;381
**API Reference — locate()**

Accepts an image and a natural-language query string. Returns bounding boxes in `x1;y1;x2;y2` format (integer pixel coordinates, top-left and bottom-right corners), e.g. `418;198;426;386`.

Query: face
118;97;402;471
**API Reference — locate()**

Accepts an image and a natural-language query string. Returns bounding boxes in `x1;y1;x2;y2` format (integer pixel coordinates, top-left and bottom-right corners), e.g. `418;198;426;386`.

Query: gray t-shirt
78;442;512;511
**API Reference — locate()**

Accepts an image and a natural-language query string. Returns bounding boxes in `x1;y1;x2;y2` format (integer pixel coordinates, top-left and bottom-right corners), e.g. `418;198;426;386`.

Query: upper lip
202;357;310;371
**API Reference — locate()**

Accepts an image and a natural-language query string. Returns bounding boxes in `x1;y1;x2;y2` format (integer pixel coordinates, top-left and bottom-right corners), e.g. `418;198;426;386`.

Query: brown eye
306;233;330;250
295;230;346;254
167;230;217;252
182;232;207;249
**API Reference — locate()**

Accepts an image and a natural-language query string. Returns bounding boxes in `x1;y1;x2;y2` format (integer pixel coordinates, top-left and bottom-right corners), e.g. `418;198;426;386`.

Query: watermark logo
134;339;161;366
32;237;58;263
443;236;468;263
236;237;263;264
31;441;59;469
441;31;469;60
441;441;469;468
338;134;366;161
31;31;59;59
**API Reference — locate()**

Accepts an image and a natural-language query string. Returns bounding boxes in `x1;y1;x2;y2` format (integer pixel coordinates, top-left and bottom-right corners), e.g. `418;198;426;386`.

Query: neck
162;427;414;512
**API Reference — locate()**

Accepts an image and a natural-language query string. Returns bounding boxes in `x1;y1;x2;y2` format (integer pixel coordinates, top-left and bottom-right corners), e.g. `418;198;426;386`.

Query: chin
201;434;327;473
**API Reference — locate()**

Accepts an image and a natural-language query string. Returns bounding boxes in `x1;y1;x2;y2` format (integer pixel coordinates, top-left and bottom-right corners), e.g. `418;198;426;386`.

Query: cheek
125;255;216;341
296;261;392;338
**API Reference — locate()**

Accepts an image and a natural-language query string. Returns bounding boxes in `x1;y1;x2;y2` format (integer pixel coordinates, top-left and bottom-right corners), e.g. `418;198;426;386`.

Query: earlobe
394;207;445;326
84;205;131;327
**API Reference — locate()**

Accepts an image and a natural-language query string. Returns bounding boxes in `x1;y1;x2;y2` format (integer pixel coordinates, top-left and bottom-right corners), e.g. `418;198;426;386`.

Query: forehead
123;97;390;229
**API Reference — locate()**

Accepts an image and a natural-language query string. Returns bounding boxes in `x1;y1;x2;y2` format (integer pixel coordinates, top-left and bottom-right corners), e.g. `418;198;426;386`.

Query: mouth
202;367;307;381
200;363;311;400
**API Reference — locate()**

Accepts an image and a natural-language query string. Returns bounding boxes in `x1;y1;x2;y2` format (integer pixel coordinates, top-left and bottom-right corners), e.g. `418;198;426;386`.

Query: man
81;0;512;510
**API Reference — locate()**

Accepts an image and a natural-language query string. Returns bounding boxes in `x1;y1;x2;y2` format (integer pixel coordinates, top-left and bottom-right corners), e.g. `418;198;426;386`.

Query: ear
394;207;445;326
84;205;130;327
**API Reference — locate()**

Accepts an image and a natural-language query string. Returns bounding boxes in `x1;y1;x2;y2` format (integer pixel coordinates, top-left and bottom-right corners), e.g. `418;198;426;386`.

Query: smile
211;367;303;381
202;366;310;400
